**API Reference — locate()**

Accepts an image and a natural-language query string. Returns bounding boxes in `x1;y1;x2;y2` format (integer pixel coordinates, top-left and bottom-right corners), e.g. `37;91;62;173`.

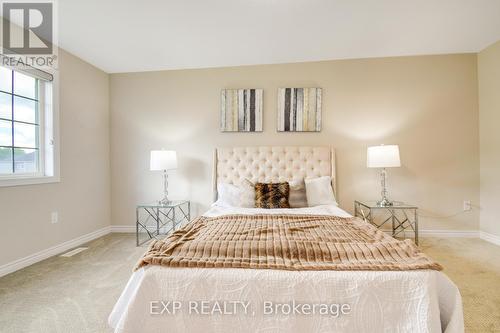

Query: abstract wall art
220;89;263;132
277;87;322;132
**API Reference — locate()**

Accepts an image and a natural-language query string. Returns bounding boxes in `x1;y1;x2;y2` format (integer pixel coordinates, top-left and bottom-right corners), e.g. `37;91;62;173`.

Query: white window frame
0;69;59;187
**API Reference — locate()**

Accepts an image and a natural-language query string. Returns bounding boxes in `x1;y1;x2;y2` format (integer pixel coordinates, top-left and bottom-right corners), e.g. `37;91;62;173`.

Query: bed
109;146;463;333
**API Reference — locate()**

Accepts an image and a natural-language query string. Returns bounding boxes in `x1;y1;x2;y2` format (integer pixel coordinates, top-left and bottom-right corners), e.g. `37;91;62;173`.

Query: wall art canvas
220;89;263;132
277;87;322;132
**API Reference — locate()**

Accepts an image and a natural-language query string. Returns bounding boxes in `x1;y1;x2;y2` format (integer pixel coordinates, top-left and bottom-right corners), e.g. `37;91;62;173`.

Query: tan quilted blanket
136;214;442;271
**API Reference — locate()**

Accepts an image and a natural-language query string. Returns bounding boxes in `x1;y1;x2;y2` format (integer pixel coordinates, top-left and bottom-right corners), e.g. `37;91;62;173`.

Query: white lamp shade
367;145;401;168
150;150;177;171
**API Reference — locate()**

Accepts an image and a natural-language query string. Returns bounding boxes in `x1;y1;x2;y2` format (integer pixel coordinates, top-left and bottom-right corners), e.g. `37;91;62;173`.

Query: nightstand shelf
136;200;190;246
354;200;419;245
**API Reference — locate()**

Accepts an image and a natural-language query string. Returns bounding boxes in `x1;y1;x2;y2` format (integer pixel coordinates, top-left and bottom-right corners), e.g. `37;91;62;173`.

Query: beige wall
0;49;110;266
110;54;479;231
478;41;500;238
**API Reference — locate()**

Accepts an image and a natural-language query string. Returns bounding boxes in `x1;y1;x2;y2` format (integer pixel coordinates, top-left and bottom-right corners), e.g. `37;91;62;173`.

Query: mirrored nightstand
136;200;190;246
354;200;419;245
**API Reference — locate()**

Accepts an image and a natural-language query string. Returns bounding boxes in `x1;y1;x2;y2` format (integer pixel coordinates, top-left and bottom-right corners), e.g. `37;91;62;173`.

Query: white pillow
215;183;241;207
215;180;255;208
239;179;255;208
304;176;337;207
288;179;308;208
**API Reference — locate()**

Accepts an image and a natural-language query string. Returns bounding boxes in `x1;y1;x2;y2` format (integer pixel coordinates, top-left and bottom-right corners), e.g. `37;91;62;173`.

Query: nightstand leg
173;207;176;231
156;207;160;236
136;207;139;246
391;210;395;237
415;209;419;245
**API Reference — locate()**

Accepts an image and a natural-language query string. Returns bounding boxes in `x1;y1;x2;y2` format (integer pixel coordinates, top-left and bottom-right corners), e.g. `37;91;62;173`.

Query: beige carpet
0;234;498;333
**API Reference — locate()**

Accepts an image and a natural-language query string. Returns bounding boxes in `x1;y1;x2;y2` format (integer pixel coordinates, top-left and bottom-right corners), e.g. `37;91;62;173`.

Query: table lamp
367;145;401;206
150;150;177;204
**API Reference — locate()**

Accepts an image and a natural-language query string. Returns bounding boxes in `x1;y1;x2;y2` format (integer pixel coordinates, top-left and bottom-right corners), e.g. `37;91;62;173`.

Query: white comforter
109;205;464;333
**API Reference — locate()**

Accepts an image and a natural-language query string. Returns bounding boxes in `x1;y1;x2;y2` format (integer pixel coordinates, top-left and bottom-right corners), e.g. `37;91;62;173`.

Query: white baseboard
111;224;194;233
420;230;479;238
110;225;480;238
110;225;135;233
382;229;478;238
480;231;500;246
0;226;111;278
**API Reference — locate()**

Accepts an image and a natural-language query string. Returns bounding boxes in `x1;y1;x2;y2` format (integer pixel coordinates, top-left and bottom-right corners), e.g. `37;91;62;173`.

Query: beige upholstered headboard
212;146;336;201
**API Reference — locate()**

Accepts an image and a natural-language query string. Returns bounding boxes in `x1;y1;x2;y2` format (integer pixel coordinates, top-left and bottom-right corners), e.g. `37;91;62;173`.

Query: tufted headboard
212;146;336;201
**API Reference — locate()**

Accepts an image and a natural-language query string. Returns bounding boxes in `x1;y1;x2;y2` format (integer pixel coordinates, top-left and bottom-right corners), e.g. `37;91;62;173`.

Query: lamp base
377;168;394;207
158;197;172;205
377;197;393;207
158;170;171;205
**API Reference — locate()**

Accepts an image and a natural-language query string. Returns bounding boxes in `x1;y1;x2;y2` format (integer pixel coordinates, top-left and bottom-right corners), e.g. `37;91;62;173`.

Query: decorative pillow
288;179;308;208
215;180;255;208
239;178;255;208
215;183;242;207
255;182;290;209
304;176;337;207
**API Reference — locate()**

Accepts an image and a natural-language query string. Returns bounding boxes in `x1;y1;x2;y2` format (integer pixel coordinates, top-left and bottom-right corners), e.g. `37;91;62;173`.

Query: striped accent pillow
255;182;290;209
288;179;308;208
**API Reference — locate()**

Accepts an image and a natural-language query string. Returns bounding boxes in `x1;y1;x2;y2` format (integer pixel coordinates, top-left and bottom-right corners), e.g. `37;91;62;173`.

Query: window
0;63;57;186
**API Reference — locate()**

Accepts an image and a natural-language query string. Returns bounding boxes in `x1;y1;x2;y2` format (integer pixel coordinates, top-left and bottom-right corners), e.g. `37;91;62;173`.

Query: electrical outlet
51;211;59;224
463;201;472;212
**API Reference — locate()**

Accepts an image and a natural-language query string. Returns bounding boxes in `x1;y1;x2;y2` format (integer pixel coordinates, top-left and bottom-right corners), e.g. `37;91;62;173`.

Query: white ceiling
58;0;500;73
